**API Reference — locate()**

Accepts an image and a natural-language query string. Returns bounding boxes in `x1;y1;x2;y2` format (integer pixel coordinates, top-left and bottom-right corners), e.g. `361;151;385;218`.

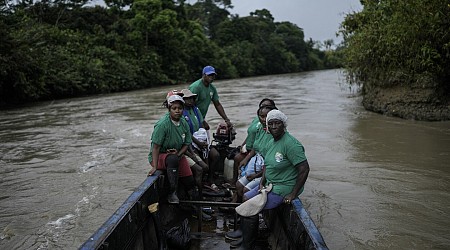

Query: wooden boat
79;169;329;250
80;126;328;249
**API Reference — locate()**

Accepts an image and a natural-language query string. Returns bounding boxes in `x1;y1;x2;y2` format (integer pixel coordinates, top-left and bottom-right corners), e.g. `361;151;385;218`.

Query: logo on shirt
275;152;283;162
182;133;186;141
210;91;213;99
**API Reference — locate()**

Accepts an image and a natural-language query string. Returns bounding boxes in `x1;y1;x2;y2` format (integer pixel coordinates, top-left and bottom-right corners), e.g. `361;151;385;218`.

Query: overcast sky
228;0;362;44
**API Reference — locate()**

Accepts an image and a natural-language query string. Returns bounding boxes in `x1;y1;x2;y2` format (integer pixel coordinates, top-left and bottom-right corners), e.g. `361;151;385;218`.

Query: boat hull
80;171;329;250
80;172;163;250
263;199;328;250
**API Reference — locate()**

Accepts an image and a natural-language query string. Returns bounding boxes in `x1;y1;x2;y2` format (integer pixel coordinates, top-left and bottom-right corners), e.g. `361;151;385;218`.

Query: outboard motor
212;121;238;181
213;121;236;147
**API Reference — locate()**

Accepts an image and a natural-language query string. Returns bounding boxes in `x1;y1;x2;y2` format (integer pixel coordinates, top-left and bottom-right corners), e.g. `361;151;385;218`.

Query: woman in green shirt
236;110;310;249
147;91;194;204
231;98;277;185
234;105;277;202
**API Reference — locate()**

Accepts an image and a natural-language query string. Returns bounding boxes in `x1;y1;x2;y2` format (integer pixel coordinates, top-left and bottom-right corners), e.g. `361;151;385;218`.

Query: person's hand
203;121;210;130
224;119;232;128
199;141;208;149
246;173;255;181
284;193;296;204
166;148;177;155
167;149;182;160
240;144;247;154
258;183;264;193
148;162;157;176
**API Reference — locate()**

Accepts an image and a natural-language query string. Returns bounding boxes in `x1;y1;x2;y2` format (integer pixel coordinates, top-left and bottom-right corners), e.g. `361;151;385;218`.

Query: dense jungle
1;0;449;120
341;0;450;121
1;0;340;105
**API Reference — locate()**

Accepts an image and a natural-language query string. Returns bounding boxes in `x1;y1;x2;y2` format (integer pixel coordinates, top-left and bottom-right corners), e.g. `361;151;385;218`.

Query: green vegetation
340;0;450;120
0;0;340;105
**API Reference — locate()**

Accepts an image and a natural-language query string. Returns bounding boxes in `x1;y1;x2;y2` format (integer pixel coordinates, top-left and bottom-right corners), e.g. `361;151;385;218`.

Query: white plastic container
223;158;234;182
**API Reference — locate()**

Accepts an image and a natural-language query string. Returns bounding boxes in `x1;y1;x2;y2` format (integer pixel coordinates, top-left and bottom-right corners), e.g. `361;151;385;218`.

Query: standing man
189;65;232;129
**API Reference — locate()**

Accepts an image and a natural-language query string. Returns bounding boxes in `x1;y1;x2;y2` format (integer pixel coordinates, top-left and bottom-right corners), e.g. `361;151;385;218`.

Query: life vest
183;107;202;134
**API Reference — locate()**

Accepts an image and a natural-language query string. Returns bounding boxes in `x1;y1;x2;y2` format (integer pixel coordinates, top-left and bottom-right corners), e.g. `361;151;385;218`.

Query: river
1;69;449;249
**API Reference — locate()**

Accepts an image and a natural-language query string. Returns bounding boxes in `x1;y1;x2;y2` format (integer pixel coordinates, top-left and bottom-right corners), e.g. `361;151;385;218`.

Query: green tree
340;0;450;120
0;0;333;106
186;0;231;39
341;0;450;89
275;21;309;71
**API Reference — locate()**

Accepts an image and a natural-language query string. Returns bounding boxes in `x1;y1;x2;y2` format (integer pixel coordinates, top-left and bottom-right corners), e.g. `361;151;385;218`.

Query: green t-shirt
253;126;272;155
263;132;307;197
148;113;192;163
245;117;260;151
188;79;219;118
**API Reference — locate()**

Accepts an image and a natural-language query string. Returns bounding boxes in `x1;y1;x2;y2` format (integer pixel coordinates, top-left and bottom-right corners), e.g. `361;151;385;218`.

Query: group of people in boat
147;65;231;204
147;65;310;249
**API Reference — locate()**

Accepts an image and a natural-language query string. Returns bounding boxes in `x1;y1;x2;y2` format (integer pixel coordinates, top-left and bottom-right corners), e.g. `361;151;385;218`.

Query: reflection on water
0;69;449;249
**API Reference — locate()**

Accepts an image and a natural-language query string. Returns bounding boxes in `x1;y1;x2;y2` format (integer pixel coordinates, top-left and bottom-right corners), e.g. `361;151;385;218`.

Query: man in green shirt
188;66;232;129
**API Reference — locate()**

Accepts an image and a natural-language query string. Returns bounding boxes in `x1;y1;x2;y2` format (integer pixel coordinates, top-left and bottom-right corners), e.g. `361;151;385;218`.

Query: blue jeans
243;185;284;210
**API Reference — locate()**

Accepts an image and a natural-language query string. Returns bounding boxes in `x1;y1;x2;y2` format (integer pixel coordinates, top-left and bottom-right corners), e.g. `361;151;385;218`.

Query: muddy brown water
1;69;449;249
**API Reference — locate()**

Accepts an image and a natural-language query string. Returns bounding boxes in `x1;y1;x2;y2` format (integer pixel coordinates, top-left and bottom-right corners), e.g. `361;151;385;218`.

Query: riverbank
362;85;450;121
